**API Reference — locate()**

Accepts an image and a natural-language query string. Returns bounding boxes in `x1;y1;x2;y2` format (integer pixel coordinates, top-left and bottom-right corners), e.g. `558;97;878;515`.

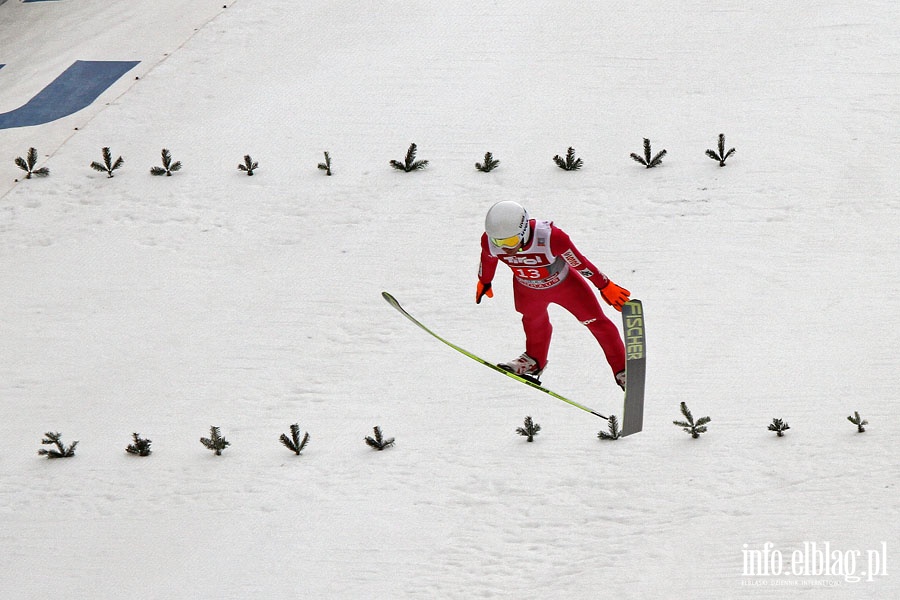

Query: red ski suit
478;219;626;376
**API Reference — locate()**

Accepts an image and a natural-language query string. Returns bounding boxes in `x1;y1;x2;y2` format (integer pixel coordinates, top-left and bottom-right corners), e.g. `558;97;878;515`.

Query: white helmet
485;201;529;249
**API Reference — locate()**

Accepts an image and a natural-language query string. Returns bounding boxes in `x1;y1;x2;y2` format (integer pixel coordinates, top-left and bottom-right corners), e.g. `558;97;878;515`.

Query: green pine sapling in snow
126;433;153;456
475;151;500;172
150;148;182;176
516;415;542;442
200;426;230;455
90;147;124;177
673;402;711;438
280;423;310;455
705;133;736;167
630;138;666;168
390;143;429;172
14;147;50;179
365;426;395;450
553;147;583;171
38;432;78;458
768;418;790;437
847;411;868;433
238;154;258;175
317;151;333;176
598;415;621;441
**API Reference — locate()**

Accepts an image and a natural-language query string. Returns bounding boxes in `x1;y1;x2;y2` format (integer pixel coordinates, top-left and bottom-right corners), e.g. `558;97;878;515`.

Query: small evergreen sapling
126;433;153;456
237;154;258;176
475;152;500;172
598;415;621;441
630;138;667;168
768;418;790;437
38;432;78;458
317;151;333;176
673;402;711;438
365;426;395;450
390;143;429;172
90;147;124;177
847;411;868;433
14;147;50;179
200;426;230;455
705;133;736;167
279;423;310;455
150;148;182;176
516;415;542;442
553;147;583;171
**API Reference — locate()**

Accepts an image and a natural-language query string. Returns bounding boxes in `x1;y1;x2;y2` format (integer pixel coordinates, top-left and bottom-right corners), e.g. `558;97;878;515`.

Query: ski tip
382;291;406;313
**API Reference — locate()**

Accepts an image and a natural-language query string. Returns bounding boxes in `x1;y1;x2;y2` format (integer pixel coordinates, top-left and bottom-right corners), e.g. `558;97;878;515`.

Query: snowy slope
1;0;898;598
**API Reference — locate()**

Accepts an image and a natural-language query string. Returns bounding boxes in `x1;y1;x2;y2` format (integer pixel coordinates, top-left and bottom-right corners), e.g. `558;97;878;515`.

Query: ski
382;291;609;420
620;299;646;436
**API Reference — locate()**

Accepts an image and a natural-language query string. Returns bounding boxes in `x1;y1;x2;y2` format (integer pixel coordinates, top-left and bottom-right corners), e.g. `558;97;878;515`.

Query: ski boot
499;353;545;385
615;369;626;392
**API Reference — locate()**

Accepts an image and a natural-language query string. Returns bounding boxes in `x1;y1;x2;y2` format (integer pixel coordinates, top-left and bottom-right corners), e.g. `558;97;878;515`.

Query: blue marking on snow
0;60;139;129
22;0;62;3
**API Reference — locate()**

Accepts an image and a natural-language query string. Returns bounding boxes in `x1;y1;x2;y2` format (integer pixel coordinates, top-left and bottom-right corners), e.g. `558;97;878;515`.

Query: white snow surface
1;1;899;598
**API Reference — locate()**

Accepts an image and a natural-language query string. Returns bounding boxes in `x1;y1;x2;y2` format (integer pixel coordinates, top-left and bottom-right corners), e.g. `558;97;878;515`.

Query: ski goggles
490;234;521;249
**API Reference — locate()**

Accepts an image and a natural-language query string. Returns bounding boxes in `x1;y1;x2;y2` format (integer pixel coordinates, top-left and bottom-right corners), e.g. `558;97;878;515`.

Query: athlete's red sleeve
478;233;499;284
549;226;610;289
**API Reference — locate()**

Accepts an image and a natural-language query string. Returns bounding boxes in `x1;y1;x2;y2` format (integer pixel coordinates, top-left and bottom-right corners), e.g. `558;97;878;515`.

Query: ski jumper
478;220;626;376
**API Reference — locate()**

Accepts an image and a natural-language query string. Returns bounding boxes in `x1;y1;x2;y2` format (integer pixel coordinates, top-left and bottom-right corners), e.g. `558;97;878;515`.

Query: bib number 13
515;268;545;279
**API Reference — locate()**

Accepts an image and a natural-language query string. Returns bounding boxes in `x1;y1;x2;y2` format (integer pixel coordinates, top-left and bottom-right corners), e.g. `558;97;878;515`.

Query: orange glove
600;280;630;311
476;281;493;304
